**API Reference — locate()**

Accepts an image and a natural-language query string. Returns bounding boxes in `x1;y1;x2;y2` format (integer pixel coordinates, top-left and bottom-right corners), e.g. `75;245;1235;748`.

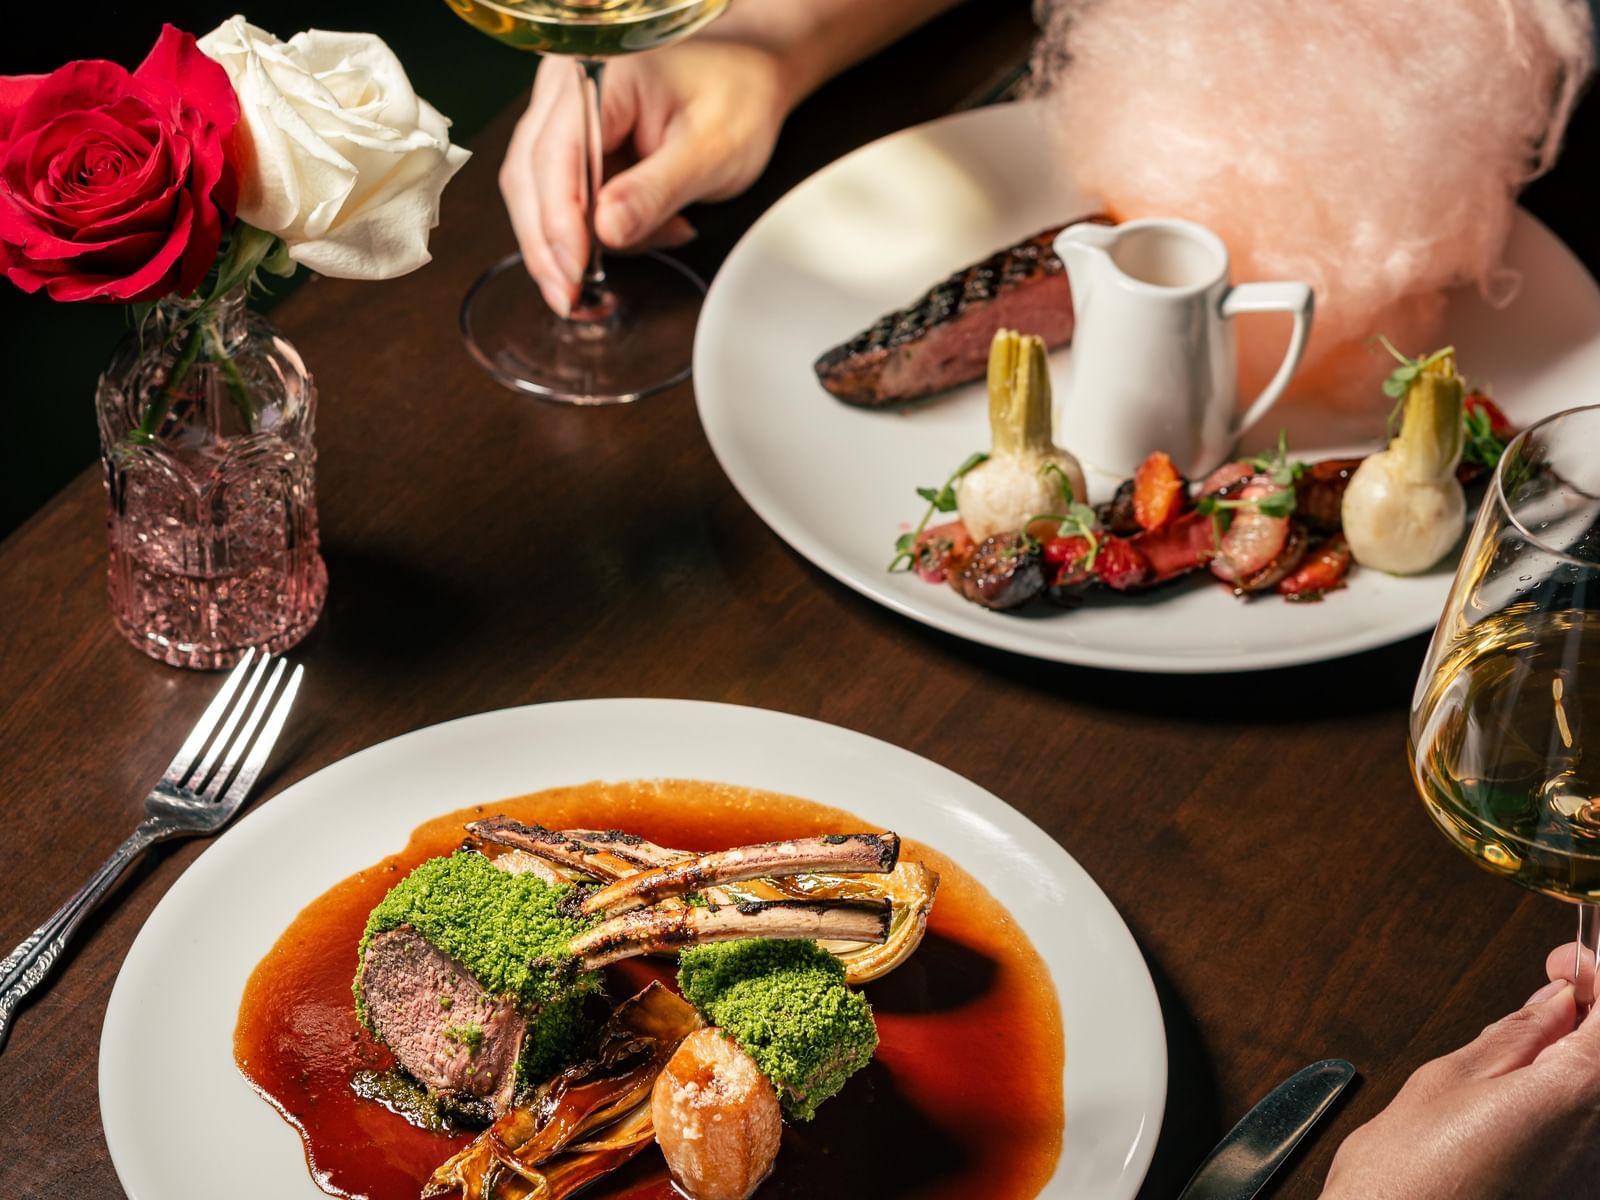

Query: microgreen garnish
1245;431;1307;487
889;451;988;572
1374;334;1456;435
1019;463;1102;565
1197;489;1297;520
1461;403;1507;471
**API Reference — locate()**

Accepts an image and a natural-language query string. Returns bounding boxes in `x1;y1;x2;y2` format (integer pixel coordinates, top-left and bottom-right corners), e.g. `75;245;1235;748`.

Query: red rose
0;25;239;303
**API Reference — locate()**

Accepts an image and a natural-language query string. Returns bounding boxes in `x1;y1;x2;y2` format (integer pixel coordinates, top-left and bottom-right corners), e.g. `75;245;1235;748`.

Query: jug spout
1053;221;1117;306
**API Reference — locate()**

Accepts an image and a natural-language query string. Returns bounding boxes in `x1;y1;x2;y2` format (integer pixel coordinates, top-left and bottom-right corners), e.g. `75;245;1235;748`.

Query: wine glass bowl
1411;405;1600;996
445;0;729;55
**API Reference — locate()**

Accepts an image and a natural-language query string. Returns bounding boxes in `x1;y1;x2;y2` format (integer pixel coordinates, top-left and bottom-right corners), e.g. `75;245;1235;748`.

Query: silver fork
0;648;304;1052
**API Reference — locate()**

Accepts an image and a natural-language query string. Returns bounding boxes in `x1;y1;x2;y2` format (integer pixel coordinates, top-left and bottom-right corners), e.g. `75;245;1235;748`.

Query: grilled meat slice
950;532;1046;609
576;834;900;918
1098;478;1142;535
814;220;1105;407
1131;510;1217;583
1295;458;1363;533
565;899;893;971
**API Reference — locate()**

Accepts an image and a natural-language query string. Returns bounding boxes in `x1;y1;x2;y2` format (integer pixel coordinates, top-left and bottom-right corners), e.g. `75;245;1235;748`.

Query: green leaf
1460;405;1506;470
889;451;990;572
1253;490;1297;519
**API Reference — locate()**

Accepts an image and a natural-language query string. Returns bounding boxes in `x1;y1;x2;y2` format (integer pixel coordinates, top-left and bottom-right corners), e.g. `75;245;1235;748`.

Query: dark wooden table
2;3;1594;1196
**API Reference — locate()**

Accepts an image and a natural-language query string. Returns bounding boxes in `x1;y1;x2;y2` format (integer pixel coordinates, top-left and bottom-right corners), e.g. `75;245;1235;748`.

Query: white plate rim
99;698;1168;1200
693;102;1600;673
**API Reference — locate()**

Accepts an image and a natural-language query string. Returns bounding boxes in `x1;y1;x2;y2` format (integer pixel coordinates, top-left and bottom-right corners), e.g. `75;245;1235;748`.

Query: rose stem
132;323;204;444
205;314;256;435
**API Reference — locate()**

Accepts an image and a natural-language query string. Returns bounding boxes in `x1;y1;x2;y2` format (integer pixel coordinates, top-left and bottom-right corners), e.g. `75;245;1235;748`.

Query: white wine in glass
443;0;730;403
1411;405;1600;1000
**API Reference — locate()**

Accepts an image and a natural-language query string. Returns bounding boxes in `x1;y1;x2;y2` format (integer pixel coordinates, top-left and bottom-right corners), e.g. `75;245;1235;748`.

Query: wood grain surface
0;3;1592;1196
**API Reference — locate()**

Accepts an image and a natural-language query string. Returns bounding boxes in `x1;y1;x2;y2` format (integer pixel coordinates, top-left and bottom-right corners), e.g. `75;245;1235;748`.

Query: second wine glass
1410;404;1600;1004
445;0;729;403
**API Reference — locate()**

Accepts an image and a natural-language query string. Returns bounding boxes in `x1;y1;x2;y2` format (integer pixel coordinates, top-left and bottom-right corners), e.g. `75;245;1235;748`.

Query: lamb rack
353;828;901;1121
466;817;939;986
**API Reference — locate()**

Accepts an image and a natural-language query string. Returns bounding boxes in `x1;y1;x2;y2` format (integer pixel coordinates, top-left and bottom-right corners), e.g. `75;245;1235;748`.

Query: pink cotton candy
1030;0;1593;410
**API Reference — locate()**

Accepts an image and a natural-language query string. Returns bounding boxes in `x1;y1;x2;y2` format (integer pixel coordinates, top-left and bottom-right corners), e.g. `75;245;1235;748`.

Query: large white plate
100;699;1166;1200
694;101;1600;672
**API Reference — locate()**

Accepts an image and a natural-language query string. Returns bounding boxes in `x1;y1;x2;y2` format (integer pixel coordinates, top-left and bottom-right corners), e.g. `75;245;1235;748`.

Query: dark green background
0;3;537;539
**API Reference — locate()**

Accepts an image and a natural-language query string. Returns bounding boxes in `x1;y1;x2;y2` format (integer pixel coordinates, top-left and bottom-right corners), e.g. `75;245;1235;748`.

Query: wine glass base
459;251;705;405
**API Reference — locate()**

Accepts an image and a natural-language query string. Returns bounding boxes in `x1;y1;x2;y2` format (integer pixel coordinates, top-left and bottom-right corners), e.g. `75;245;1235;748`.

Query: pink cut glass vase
95;286;327;669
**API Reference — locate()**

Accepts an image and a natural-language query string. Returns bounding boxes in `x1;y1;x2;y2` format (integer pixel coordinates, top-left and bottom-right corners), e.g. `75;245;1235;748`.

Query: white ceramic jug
1053;219;1314;480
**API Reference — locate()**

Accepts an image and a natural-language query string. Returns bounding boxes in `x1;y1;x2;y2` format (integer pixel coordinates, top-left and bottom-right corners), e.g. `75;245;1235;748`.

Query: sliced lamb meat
814;220;1106;407
357;927;527;1119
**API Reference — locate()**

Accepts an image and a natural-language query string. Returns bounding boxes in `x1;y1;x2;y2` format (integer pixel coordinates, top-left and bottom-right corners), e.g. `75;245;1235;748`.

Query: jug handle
1220;282;1315;436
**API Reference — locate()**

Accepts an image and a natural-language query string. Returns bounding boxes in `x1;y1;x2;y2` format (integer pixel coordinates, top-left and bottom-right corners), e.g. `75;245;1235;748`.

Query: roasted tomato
1092;536;1152;591
1465;392;1514;440
1042;535;1092;566
1278;535;1352;601
1133;452;1186;531
1041;535;1094;604
912;520;974;583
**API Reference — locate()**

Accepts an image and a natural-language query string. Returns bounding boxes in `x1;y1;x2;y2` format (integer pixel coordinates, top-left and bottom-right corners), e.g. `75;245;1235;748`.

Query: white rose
199;16;470;280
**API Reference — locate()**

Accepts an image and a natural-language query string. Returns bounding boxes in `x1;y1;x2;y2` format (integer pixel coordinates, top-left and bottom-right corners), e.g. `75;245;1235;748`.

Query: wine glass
1411;405;1600;1005
443;0;729;403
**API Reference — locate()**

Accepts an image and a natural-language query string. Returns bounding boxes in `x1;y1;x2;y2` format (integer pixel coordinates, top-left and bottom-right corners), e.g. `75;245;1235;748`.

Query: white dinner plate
694;101;1600;672
100;699;1166;1200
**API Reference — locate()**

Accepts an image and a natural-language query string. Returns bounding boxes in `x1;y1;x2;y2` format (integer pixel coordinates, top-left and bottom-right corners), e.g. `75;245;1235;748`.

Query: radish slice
1211;483;1290;582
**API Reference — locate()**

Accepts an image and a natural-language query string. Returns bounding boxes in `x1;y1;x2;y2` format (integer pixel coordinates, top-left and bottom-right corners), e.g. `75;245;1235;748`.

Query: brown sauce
235;780;1065;1199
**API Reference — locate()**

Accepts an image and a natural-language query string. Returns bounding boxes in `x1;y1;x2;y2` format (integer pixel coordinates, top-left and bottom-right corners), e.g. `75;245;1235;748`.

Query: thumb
1458;982;1578;1078
593;133;705;249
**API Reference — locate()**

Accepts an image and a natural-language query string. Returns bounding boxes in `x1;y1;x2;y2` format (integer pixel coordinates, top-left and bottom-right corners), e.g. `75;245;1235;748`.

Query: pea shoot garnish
888;451;988;572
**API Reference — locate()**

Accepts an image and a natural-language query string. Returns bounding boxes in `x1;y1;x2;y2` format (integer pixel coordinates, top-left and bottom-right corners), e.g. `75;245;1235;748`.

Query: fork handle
0;818;170;1053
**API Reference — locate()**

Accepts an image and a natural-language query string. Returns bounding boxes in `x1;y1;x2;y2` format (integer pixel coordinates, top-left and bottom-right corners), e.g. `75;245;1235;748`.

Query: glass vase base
459;251;704;404
109;553;328;671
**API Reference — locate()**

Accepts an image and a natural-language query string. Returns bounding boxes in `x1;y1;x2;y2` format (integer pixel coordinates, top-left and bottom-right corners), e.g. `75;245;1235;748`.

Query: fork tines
163;648;305;805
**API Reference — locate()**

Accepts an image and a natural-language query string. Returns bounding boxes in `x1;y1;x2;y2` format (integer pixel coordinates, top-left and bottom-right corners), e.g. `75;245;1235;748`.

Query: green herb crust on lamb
677;937;879;1121
354;851;602;1102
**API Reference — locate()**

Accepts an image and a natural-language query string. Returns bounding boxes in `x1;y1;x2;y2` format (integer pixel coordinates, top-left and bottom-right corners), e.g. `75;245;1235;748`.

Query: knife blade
1176;1058;1356;1200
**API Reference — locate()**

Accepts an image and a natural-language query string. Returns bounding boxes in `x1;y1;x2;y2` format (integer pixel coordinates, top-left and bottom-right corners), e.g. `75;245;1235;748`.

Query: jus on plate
100;700;1166;1200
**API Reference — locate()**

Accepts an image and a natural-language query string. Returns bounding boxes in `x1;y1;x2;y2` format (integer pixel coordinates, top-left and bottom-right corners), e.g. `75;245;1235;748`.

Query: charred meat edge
467;817;654;882
564;898;893;971
574;833;901;918
813;219;1106;407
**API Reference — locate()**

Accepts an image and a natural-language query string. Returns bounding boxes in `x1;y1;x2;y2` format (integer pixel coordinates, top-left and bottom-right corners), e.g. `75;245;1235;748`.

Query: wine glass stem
572;58;614;323
1577;903;1599;1015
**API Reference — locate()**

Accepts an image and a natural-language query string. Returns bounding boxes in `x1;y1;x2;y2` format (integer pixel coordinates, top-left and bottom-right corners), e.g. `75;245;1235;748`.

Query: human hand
1320;955;1600;1199
499;37;791;316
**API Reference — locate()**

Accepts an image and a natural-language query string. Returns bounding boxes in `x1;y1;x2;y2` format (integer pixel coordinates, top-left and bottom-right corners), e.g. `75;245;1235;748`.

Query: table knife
1177;1058;1356;1200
